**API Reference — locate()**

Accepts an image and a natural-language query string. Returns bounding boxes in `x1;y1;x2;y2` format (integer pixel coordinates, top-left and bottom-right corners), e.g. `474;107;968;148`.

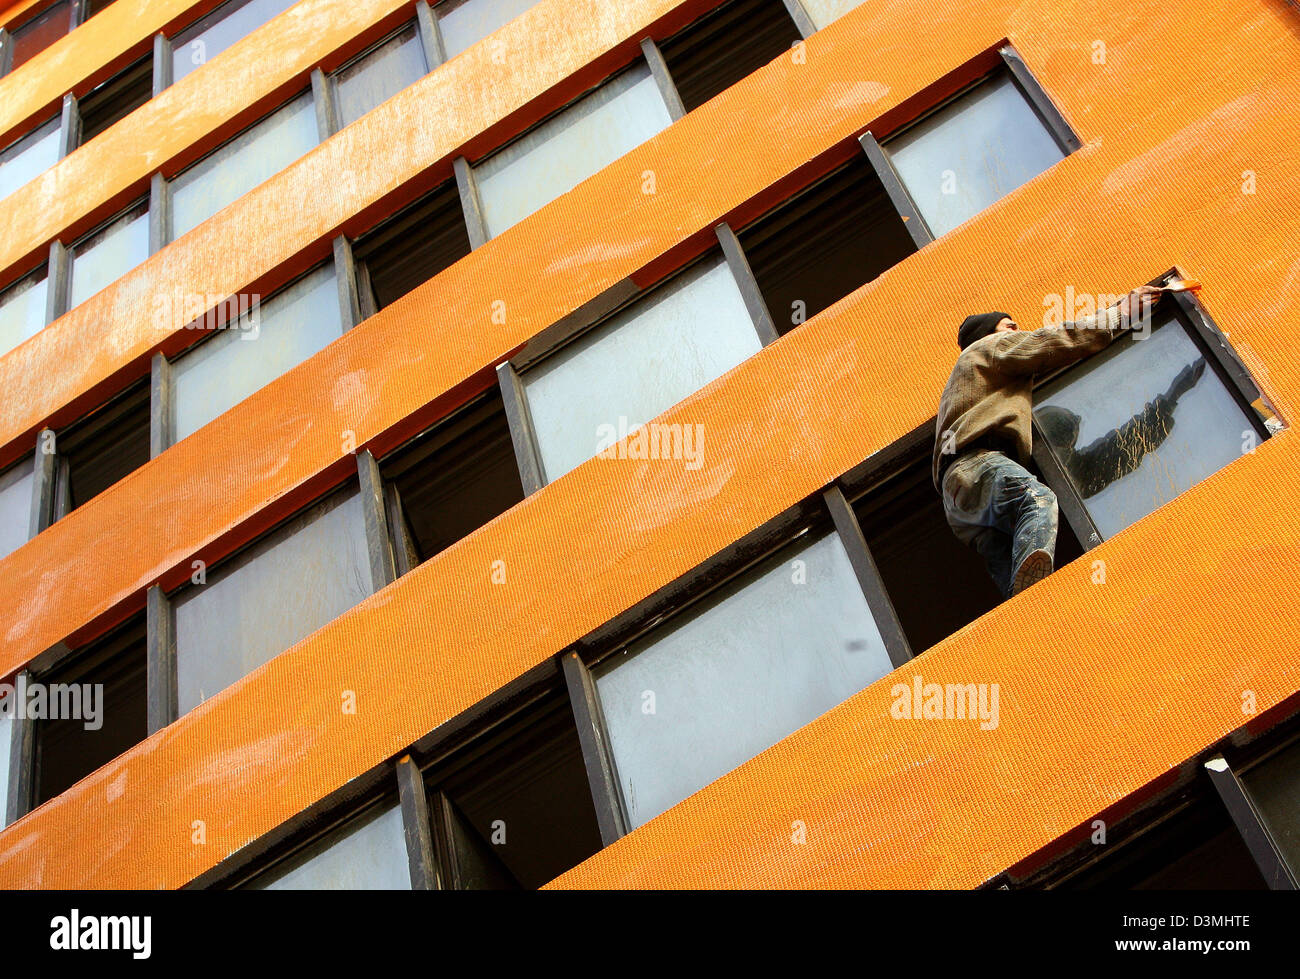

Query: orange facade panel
0;0;216;147
0;0;1296;888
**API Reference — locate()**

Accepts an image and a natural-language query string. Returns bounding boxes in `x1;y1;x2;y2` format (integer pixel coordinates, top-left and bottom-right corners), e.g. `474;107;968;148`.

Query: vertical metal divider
780;0;818;38
152;32;172;97
384;484;419;577
332;235;363;330
57;92;81;159
640;37;686;121
149;352;175;458
29;431;56;537
310;67;339;142
395;756;440;889
495;361;545;496
561;650;628;847
1204;755;1297;889
453;156;490;250
0;30;12;78
822;484;913;669
147;584;179;734
716;222;779;346
149;171;171;253
5;675;36;824
999;46;1081;154
43;241;70;326
415;0;446;70
357;449;397;590
858;131;934;250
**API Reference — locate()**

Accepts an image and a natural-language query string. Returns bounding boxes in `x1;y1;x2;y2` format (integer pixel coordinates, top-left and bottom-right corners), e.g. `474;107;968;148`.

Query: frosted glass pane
68;207;149;309
172;0;296;82
171;92;318;238
175;488;373;714
0;273;48;358
0;457;34;560
888;73;1064;238
173;263;342;441
474;64;672;237
258;804;411;890
1035;315;1252;539
801;0;868;30
0;119;60;201
439;0;539;58
336;25;428;127
596;531;893;828
0;712;11;828
523;257;761;483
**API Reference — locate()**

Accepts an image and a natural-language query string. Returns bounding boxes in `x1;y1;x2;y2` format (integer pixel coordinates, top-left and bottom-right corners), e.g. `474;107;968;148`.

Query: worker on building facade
933;285;1165;598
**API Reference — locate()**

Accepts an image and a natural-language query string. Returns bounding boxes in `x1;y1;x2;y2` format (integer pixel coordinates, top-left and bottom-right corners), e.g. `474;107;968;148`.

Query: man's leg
943;450;1059;598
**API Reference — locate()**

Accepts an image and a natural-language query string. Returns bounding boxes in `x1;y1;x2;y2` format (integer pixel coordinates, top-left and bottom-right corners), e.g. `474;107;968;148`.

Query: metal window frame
0;0;75;80
860;44;1082;249
1204;754;1297;890
1030;269;1279;552
324;13;435;138
496;245;767;492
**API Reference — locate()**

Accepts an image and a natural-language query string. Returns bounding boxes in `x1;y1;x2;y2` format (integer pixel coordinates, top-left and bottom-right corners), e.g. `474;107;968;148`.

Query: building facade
0;0;1297;888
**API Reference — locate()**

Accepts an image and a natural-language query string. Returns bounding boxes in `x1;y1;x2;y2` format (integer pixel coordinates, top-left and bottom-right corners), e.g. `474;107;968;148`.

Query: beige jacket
932;306;1125;490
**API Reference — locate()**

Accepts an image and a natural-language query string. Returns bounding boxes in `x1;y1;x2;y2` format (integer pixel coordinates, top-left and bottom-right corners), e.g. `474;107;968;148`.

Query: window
0;709;12;827
594;528;896;829
426;694;602;888
171;262;343;442
799;0;867;31
471;62;673;237
0;266;49;359
352;180;470;313
739;154;917;335
1238;737;1300;875
31;615;148;807
0;116;60;202
1033;294;1277;542
77;55;153;145
67;201;149;310
334;23;429;129
52;379;150;512
169;90;318;239
659;0;802;112
8;0;71;72
172;484;375;714
436;0;539;59
170;0;297;84
381;389;523;571
884;69;1065;239
519;255;763;484
0;454;34;560
253;802;412;890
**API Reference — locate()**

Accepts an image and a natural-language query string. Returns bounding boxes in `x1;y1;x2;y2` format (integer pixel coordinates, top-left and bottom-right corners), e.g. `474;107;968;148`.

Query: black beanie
957;311;1012;350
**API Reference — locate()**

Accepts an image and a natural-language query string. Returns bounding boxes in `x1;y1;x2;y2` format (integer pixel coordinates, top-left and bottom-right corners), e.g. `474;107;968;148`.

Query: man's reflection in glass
1036;359;1207;498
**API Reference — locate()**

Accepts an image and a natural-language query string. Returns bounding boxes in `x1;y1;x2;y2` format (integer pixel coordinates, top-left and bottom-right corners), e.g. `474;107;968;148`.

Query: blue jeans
941;450;1059;598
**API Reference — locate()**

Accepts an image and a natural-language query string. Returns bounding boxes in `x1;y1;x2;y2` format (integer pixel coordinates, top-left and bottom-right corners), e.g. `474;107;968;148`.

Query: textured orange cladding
0;0;991;671
0;0;717;457
0;0;1296;889
0;0;420;283
0;0;217;148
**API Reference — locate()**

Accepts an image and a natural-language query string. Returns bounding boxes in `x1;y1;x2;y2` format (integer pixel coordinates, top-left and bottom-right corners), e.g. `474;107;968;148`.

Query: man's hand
1163;358;1207;402
1118;285;1164;321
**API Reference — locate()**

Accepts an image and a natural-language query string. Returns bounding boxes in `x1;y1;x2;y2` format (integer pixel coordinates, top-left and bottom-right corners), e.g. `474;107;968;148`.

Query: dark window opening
33;614;148;806
381;389;523;567
852;452;1083;652
427;693;603;889
1055;787;1268;890
739;154;917;335
659;0;802;113
78;55;153;144
10;0;71;72
56;378;150;512
353;180;470;312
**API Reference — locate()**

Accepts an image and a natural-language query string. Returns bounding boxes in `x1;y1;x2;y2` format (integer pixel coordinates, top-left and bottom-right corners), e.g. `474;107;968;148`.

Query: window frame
1027;270;1279;551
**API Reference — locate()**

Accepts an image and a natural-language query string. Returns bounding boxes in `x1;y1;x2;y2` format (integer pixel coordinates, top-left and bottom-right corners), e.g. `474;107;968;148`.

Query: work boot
1011;548;1053;596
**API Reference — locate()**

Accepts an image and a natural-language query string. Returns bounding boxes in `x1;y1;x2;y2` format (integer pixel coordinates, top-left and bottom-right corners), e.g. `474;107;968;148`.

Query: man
933;285;1163;598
